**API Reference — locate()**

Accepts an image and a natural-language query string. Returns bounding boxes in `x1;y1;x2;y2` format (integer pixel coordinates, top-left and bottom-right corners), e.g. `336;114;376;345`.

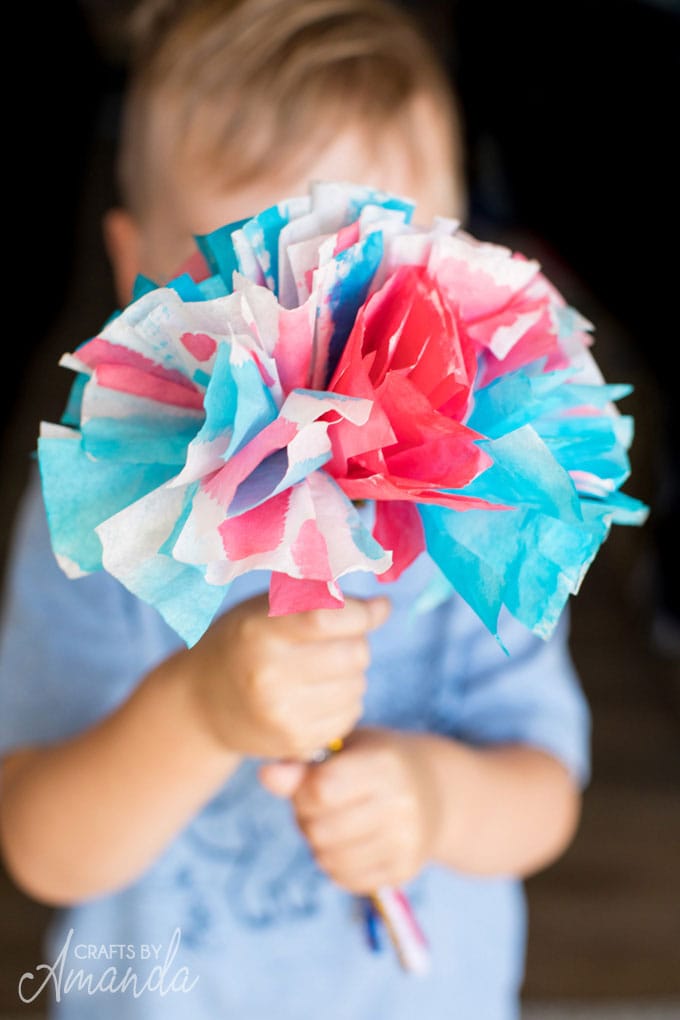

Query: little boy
0;2;590;1018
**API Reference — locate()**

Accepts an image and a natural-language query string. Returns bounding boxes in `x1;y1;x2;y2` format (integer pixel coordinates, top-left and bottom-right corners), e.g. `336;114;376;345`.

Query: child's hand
183;596;390;762
259;727;440;894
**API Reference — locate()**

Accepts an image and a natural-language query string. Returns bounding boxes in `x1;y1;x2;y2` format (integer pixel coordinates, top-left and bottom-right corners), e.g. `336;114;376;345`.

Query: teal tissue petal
224;354;279;459
347;188;415;223
196;217;250;288
324;230;384;384
611;414;635;450
242;203;290;294
555;304;592;339
166;273;207;303
500;510;605;636
466;427;583;523
580;491;650;527
60;373;88;428
420;505;505;636
418;426;612;639
346;503;389;563
194;342;277;457
112;554;227;648
81;415;201;465
535;415;632;487
420;500;606;641
94;481;228;647
196;274;230;300
469;367;633;439
468;369;569;437
132;274;159;300
159;483;198;557
558;381;633;406
38;433;176;575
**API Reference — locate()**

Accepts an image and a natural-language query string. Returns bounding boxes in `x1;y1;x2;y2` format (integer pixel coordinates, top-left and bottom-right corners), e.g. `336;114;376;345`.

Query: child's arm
0;596;388;906
417;733;581;877
260;727;580;893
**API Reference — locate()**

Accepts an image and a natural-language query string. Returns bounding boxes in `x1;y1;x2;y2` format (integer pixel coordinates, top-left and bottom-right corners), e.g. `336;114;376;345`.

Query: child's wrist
149;650;243;770
408;732;478;868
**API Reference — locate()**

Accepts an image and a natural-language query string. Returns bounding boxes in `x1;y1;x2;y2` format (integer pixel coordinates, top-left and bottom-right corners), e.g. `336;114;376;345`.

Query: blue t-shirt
0;469;590;1020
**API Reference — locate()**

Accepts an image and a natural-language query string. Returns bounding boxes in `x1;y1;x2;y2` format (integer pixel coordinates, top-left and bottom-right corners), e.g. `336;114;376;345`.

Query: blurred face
105;98;465;304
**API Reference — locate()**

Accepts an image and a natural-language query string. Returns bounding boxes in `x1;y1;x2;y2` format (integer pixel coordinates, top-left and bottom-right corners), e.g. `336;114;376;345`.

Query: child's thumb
259;761;307;798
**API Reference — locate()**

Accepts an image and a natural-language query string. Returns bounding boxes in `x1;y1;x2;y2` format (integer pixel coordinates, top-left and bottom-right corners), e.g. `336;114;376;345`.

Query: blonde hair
119;0;463;218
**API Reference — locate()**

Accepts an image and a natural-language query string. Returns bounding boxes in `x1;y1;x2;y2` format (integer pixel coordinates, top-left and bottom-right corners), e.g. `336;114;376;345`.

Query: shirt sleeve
444;598;592;788
0;466;182;758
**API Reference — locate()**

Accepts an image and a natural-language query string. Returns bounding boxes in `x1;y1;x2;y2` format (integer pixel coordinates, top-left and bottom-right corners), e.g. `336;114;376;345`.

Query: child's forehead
156;110;464;238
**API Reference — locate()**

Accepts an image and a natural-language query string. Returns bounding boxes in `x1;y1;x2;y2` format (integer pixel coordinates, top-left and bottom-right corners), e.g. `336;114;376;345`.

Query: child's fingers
294;742;391;813
286;638;372;682
297;704;366;758
329;862;398;897
314;836;396;894
297;673;368;713
269;674;365;734
297;795;381;849
293;755;378;818
258;761;307;797
275;596;391;643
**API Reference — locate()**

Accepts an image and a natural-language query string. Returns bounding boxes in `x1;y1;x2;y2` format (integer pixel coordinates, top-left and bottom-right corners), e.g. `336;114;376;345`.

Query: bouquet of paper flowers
38;180;647;973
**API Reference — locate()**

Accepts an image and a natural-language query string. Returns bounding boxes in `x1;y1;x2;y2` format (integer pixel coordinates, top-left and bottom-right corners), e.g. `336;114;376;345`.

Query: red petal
269;574;344;615
372;501;425;582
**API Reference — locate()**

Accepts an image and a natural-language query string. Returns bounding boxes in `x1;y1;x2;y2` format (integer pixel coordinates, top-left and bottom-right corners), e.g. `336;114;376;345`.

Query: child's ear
102;207;142;307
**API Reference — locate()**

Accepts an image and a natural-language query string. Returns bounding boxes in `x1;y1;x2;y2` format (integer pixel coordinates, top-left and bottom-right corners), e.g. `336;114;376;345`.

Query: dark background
1;0;678;1013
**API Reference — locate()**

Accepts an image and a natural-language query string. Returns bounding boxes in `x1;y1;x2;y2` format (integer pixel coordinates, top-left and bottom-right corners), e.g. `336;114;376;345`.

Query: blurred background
1;1;678;1016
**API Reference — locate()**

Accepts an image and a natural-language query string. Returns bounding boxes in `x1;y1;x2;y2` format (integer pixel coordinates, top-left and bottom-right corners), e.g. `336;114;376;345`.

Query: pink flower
428;234;572;384
325;264;495;580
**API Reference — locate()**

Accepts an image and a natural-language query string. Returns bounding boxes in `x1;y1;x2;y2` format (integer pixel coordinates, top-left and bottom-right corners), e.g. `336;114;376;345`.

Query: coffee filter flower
39;181;647;648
